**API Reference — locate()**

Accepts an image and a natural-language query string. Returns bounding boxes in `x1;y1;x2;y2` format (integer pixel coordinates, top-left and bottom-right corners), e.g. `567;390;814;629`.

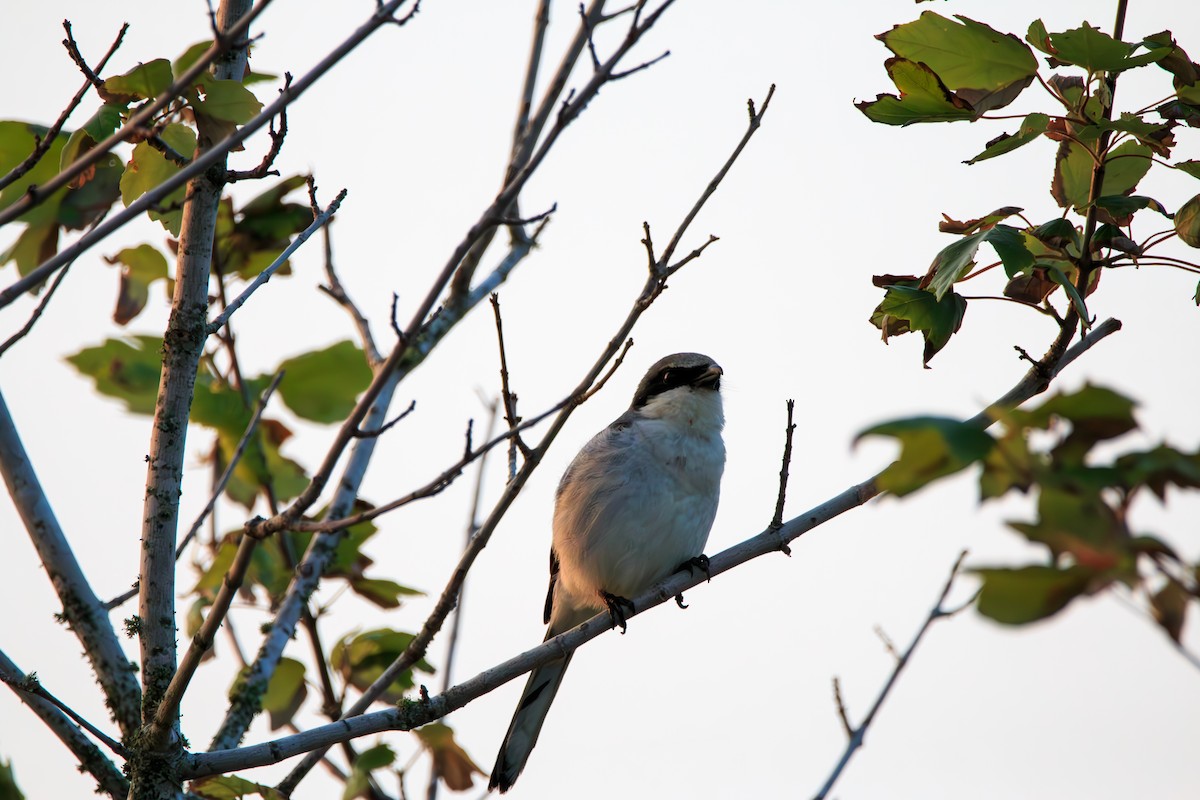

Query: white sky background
2;1;1200;798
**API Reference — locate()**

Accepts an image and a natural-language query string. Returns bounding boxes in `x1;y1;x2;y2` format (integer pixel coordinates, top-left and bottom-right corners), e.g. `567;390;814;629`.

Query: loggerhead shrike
489;352;726;793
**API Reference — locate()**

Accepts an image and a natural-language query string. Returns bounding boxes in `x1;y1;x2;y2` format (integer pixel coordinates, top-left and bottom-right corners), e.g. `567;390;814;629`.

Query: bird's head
631;352;724;429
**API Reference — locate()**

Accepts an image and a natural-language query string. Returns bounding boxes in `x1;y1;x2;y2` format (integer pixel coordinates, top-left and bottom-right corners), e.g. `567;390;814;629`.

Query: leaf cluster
861;384;1200;638
862;13;1200;365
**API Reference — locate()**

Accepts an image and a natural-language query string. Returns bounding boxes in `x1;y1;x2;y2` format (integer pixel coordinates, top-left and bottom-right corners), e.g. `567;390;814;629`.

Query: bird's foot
601;591;635;634
675;554;711;582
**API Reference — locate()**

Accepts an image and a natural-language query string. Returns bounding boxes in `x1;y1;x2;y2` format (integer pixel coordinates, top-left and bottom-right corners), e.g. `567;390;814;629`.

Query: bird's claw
675;593;689;609
601;591;635;634
676;554;711;582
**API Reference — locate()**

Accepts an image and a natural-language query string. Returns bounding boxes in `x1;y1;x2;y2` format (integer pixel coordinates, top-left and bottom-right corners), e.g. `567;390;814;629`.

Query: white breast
551;386;725;610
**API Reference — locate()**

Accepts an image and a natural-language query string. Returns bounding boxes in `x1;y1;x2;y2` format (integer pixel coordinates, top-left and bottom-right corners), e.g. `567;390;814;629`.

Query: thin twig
769;398;796;537
0;649;128;799
227;73;292;182
814;551;972;800
0;1;274;226
206;188;347;334
0;22;127;192
1;672;129;759
317;199;381;366
490;293;530;478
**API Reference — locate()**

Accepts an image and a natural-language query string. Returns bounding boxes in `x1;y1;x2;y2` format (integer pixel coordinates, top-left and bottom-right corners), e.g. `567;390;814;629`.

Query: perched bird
489;352;726;793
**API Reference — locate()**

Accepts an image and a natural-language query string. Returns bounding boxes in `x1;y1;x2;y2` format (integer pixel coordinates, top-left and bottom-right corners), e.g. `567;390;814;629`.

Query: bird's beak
693;365;722;390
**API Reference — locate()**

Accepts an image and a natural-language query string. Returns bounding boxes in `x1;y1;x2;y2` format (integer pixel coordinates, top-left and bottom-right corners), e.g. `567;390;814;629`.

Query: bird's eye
660;369;672;384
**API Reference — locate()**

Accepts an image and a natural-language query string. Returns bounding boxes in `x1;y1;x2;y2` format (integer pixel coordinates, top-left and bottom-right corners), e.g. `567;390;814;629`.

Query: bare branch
138;0;257;754
0;21;126;193
0;2;273;226
0;254;73;358
814;551;970;800
658;84;775;270
0;649;129;799
0;0;413;309
490;293;530;478
226;73;292;182
0;671;129;759
769;398;796;534
206;188;347;334
0;389;141;735
352;399;416;439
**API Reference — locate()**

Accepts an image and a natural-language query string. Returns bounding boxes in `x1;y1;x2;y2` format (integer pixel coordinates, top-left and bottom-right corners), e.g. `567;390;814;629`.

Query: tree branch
205;187;347;334
0;389;141;736
137;0;255;761
0;21;127;193
0;0;418;310
813;551;973;800
0;2;272;226
0;649;129;799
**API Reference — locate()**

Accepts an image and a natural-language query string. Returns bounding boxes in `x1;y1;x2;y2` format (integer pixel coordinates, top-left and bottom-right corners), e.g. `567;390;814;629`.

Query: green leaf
1029;383;1137;459
1097;113;1175;157
1093;194;1169;222
965;113;1050;164
351;578;424;609
65;336;162;415
415;724;485;792
1115;444;1200;500
261;657;307;730
344;745;396;800
1175;193;1200;247
1048;24;1167;73
1052;140;1152;213
857;416;994;496
355;744;396;773
1026;20;1052;55
1176;160;1200;180
870;284;967;366
1046;267;1090;324
331;629;434;704
0;121;69;223
0;758;24;800
926;223;1031;296
190;774;286;800
1008;486;1127;568
103;59;173;102
275;341;372;423
980;430;1035;499
173;41;212;79
856;58;976;126
1150;581;1189;643
878;13;1037;104
120;123;197;235
0;223;59;282
107;243;169;325
194;77;264;124
1031;218;1081;251
974;565;1098;624
242;175;309;216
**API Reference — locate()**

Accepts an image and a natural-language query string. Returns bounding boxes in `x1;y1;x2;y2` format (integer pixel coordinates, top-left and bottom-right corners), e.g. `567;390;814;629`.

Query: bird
489;352;726;793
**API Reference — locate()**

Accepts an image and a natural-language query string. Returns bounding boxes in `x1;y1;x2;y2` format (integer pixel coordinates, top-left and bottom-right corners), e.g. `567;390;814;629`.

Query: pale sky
2;1;1200;798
